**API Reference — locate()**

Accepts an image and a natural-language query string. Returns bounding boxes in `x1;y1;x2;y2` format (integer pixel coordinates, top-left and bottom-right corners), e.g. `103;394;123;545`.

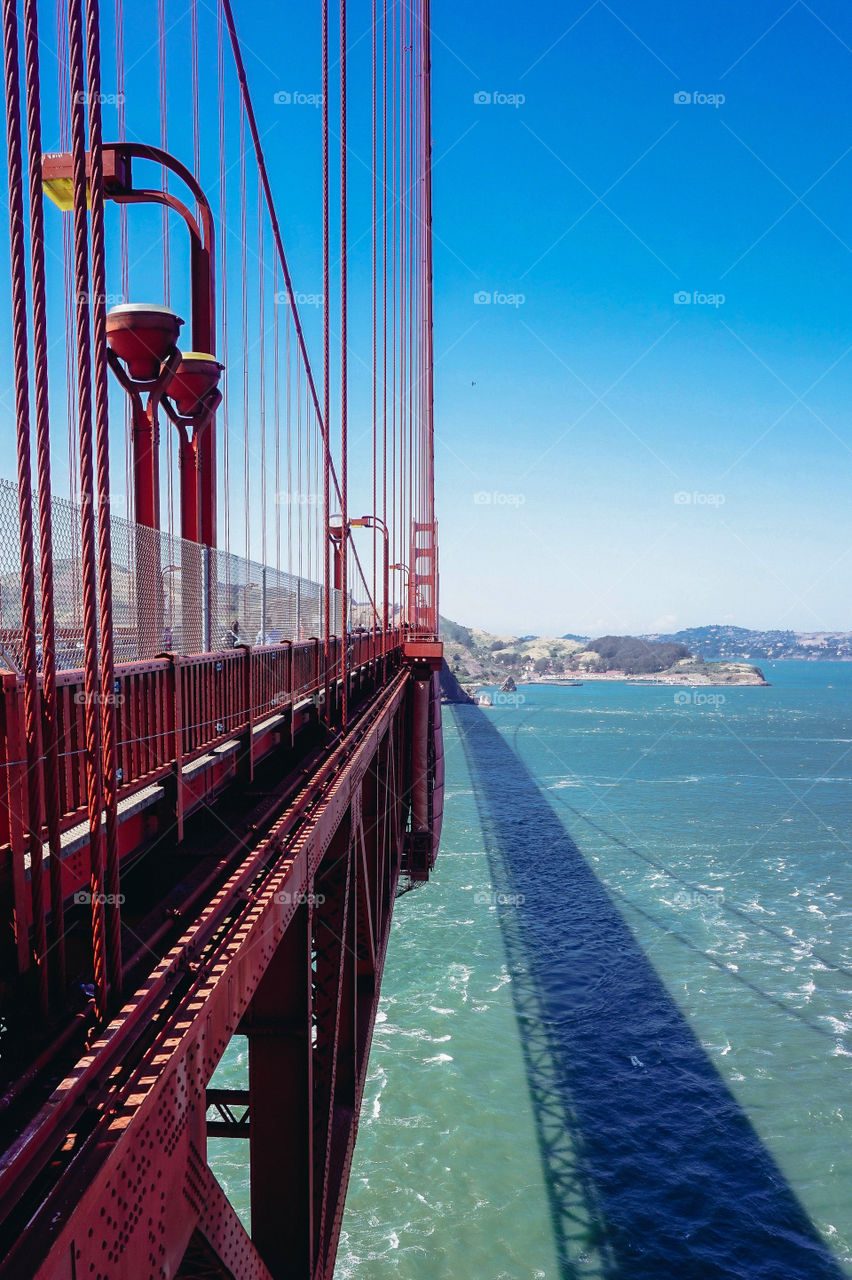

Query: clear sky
422;0;852;637
1;0;850;639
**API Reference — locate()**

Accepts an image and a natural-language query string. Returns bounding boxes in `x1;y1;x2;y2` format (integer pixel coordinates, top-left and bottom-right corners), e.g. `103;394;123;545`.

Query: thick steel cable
1;0;49;1013
240;102;249;564
340;0;348;726
410;4;417;619
382;0;388;636
259;176;267;581
274;254;280;588
371;0;377;648
84;0;121;998
67;0;109;1019
391;0;397;626
22;0;66;996
191;0;200;178
217;4;230;579
115;0;132;543
158;0;172;543
321;0;331;711
286;306;293;590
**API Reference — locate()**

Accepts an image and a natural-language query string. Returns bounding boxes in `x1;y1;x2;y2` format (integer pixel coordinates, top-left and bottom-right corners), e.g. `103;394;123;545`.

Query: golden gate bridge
0;0;443;1273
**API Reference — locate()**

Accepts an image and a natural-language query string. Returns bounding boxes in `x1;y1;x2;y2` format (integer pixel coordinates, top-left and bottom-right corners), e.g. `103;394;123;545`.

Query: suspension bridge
0;0;443;1274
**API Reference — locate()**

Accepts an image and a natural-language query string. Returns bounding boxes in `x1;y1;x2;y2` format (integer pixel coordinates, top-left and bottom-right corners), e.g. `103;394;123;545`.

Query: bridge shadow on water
455;707;844;1280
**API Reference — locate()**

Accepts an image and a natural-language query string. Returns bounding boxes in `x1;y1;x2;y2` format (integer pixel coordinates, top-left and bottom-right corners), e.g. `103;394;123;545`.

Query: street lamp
45;142;220;548
46;143;222;659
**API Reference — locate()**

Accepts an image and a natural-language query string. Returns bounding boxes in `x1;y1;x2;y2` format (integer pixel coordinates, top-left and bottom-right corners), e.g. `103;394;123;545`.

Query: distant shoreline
514;670;770;688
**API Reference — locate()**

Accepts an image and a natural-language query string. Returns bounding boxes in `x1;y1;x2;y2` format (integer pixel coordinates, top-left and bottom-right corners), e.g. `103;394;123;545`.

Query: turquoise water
212;662;852;1277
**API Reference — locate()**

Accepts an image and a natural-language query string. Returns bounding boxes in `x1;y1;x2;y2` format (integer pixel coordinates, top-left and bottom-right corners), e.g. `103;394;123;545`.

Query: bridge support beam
245;897;314;1278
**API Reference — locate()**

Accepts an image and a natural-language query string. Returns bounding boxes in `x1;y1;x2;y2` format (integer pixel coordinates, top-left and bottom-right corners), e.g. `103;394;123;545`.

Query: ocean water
212;661;852;1278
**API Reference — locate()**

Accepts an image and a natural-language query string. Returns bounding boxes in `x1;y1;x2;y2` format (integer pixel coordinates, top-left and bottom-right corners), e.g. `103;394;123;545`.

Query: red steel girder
0;662;437;1280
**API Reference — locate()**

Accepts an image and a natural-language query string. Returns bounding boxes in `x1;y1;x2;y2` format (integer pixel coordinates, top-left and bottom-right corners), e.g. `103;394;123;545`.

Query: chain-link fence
0;477;376;671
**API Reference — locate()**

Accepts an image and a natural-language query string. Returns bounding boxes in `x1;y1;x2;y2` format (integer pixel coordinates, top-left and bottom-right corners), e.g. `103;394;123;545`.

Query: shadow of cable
454;706;845;1280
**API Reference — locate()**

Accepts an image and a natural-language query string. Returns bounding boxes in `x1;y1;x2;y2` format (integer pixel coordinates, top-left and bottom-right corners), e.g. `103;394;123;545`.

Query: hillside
440;618;768;688
644;625;852;661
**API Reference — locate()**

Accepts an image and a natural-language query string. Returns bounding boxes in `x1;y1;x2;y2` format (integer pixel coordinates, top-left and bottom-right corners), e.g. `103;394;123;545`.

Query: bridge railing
0;629;401;903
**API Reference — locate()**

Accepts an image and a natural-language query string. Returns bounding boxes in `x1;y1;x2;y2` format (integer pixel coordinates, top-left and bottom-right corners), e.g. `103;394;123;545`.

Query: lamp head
165;352;223;416
106;303;183;382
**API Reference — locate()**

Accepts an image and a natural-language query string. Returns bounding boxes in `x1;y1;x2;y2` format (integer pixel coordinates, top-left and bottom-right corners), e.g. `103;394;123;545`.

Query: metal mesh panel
0;477;348;671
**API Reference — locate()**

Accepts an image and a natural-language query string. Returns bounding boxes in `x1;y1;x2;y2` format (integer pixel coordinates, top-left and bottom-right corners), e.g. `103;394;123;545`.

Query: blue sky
2;0;851;638
421;0;852;635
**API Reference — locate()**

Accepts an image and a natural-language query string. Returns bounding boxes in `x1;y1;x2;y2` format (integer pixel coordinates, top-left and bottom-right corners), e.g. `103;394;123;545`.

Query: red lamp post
105;304;182;657
161;355;223;654
161;353;224;545
46;142;222;656
105;303;182;534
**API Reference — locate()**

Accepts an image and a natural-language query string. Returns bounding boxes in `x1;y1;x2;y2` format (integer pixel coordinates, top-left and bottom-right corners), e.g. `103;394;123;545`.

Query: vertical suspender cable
371;0;377;653
339;0;348;727
391;0;397;630
286;307;293;608
218;4;230;607
259;176;267;593
158;0;173;545
274;254;280;598
421;0;436;632
321;0;331;712
382;0;388;639
23;0;67;997
67;0;109;1019
191;0;200;177
115;0;130;540
240;103;249;568
1;0;49;1013
85;0;121;997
